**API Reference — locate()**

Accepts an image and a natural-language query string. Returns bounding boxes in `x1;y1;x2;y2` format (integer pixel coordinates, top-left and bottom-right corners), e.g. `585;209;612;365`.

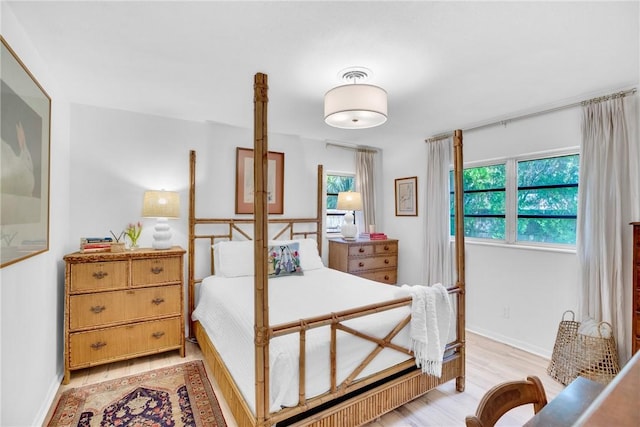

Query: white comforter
192;267;415;414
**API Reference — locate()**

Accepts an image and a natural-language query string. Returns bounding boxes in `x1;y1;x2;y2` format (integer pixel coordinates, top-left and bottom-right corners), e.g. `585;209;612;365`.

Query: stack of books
359;232;388;240
80;237;113;253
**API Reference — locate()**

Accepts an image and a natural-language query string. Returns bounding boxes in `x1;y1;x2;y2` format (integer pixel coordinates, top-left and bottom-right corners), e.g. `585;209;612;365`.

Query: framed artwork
1;37;51;268
235;147;284;214
395;176;418;216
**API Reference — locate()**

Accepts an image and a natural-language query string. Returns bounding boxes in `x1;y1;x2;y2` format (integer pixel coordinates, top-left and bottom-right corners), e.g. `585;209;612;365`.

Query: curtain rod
325;140;379;152
425;87;637;143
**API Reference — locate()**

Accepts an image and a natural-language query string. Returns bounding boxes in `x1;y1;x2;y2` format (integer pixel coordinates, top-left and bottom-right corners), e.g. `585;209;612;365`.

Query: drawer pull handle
152;331;165;339
151;297;165;305
384;259;390;264
383;245;389;251
90;305;106;314
384;275;390;280
91;341;106;350
151;266;164;274
92;271;108;280
358;248;365;253
359;262;365;267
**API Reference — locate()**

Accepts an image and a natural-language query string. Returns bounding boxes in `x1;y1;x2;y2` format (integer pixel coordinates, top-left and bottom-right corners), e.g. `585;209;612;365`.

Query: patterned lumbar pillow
268;242;303;277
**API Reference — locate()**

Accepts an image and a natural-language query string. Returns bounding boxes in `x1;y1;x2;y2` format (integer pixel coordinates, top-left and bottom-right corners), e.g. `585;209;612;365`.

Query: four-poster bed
187;73;466;426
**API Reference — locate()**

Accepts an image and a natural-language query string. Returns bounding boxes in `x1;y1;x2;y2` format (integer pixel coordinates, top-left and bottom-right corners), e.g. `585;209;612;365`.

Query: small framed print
395;176;417;216
235;147;284;214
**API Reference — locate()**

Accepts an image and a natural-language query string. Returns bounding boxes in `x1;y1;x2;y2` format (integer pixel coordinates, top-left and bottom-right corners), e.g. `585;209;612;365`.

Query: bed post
317;164;324;256
254;72;270;427
188;149;196;340
453;129;466;392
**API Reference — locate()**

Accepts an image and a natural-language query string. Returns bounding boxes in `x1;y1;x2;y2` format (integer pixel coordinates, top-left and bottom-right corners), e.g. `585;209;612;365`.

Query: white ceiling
6;0;639;149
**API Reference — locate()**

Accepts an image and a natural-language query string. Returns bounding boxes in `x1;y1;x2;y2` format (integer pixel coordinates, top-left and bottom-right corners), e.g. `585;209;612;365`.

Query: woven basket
573;321;620;384
547;310;580;385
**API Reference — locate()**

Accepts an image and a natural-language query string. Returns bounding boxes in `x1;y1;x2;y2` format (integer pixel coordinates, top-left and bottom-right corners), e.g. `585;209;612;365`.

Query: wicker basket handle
597;321;613;338
561;310;575;321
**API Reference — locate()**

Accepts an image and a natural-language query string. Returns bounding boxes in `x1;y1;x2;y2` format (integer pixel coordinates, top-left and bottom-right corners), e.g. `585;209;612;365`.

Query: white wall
384;108;583;358
69;105;358;263
1;4;72;426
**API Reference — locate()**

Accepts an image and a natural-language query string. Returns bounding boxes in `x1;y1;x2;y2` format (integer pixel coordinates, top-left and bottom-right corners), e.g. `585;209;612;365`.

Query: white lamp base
340;212;358;241
152;218;173;250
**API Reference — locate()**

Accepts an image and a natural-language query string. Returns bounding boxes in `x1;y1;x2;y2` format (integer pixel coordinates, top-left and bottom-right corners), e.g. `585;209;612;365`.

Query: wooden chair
465;375;548;427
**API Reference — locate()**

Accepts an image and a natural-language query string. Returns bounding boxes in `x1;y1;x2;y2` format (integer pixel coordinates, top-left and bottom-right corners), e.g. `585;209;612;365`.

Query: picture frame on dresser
395;176;418;216
1;37;51;268
235;147;284;214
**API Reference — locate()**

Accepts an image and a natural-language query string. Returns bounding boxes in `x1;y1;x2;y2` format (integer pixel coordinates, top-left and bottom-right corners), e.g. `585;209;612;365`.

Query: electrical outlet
502;306;510;319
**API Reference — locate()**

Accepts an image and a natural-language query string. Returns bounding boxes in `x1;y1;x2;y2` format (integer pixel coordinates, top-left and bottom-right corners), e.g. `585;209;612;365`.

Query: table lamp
142;190;180;250
337;191;362;241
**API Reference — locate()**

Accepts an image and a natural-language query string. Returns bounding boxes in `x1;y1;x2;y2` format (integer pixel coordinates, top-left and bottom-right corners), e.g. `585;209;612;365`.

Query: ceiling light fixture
324;67;387;129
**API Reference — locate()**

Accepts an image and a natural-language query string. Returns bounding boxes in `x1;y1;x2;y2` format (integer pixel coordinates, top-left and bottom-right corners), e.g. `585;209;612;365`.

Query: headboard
187;149;324;338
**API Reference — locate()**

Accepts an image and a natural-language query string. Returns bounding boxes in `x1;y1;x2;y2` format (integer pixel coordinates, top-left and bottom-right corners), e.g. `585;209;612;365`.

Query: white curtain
423;137;453;287
356;149;377;232
578;93;638;362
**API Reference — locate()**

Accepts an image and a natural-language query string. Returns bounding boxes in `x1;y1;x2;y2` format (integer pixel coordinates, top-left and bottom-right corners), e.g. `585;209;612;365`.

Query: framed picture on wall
235;147;284;214
395;176;418;216
1;37;51;268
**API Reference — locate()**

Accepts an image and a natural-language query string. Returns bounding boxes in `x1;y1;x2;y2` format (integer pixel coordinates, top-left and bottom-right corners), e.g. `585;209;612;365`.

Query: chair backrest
465;375;548;427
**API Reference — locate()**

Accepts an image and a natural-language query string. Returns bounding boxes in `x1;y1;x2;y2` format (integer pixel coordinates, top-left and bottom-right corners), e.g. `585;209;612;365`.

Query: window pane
464;164;506;190
327;175;354;194
465;191;506;215
517;154;579;245
451;164;506;239
518;155;579;187
518;187;578;216
327;195;338;210
465;217;506;240
518;218;576;244
326;214;344;233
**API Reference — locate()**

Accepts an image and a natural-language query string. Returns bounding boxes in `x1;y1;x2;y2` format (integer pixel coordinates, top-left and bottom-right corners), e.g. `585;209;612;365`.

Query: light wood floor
45;332;565;426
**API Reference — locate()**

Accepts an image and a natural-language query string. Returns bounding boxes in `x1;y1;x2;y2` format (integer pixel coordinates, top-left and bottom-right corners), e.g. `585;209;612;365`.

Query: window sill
453;238;576;254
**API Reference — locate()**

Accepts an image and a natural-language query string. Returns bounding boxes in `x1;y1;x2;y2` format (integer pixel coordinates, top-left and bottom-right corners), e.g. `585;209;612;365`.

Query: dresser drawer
69;261;128;293
374;241;398;255
348;255;397;272
132;257;182;286
348;244;374;257
357;269;397;285
69;285;182;330
68;317;181;368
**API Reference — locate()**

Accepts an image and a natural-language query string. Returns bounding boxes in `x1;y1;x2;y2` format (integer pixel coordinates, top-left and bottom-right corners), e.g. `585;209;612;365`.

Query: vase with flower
125;222;142;250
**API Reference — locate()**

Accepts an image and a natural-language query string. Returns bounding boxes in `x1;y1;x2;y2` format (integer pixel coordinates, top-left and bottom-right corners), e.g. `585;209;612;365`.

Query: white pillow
213;240;254;277
213;238;324;277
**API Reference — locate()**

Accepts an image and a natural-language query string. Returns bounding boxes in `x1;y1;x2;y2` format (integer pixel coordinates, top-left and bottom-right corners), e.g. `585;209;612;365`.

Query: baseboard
33;370;64;426
467;327;552;360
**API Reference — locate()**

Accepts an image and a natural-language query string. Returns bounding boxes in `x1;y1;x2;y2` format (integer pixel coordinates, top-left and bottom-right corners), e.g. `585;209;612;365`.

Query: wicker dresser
632;223;640;355
328;238;398;285
63;246;186;383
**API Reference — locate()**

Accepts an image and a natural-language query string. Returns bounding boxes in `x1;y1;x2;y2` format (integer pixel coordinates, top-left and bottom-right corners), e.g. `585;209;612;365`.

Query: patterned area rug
48;361;226;427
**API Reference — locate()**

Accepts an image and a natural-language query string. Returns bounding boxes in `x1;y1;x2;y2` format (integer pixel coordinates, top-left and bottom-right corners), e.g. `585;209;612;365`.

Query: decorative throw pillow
268;242;303;278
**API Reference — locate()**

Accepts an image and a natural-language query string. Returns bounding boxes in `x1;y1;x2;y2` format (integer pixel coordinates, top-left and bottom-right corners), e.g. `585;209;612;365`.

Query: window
517;155;579;244
326;174;355;233
451;153;579;246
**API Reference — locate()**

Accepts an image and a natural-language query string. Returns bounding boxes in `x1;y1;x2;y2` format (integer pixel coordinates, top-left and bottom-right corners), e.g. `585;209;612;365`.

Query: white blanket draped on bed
398;283;452;377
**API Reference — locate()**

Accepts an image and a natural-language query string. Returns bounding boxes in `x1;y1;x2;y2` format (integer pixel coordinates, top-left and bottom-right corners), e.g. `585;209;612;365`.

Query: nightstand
328;238;398;285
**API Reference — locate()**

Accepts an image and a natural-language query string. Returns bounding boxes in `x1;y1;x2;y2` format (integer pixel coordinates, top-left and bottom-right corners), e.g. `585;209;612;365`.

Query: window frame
453;148;579;250
326;172;356;235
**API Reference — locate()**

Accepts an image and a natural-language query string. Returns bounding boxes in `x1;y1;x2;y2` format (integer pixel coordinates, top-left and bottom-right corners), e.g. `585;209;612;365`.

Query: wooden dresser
328;238;398;285
632;222;639;355
63;246;186;383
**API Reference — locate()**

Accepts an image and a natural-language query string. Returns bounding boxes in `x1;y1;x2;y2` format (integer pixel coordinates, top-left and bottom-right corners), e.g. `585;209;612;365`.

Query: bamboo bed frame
187;73;466;427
